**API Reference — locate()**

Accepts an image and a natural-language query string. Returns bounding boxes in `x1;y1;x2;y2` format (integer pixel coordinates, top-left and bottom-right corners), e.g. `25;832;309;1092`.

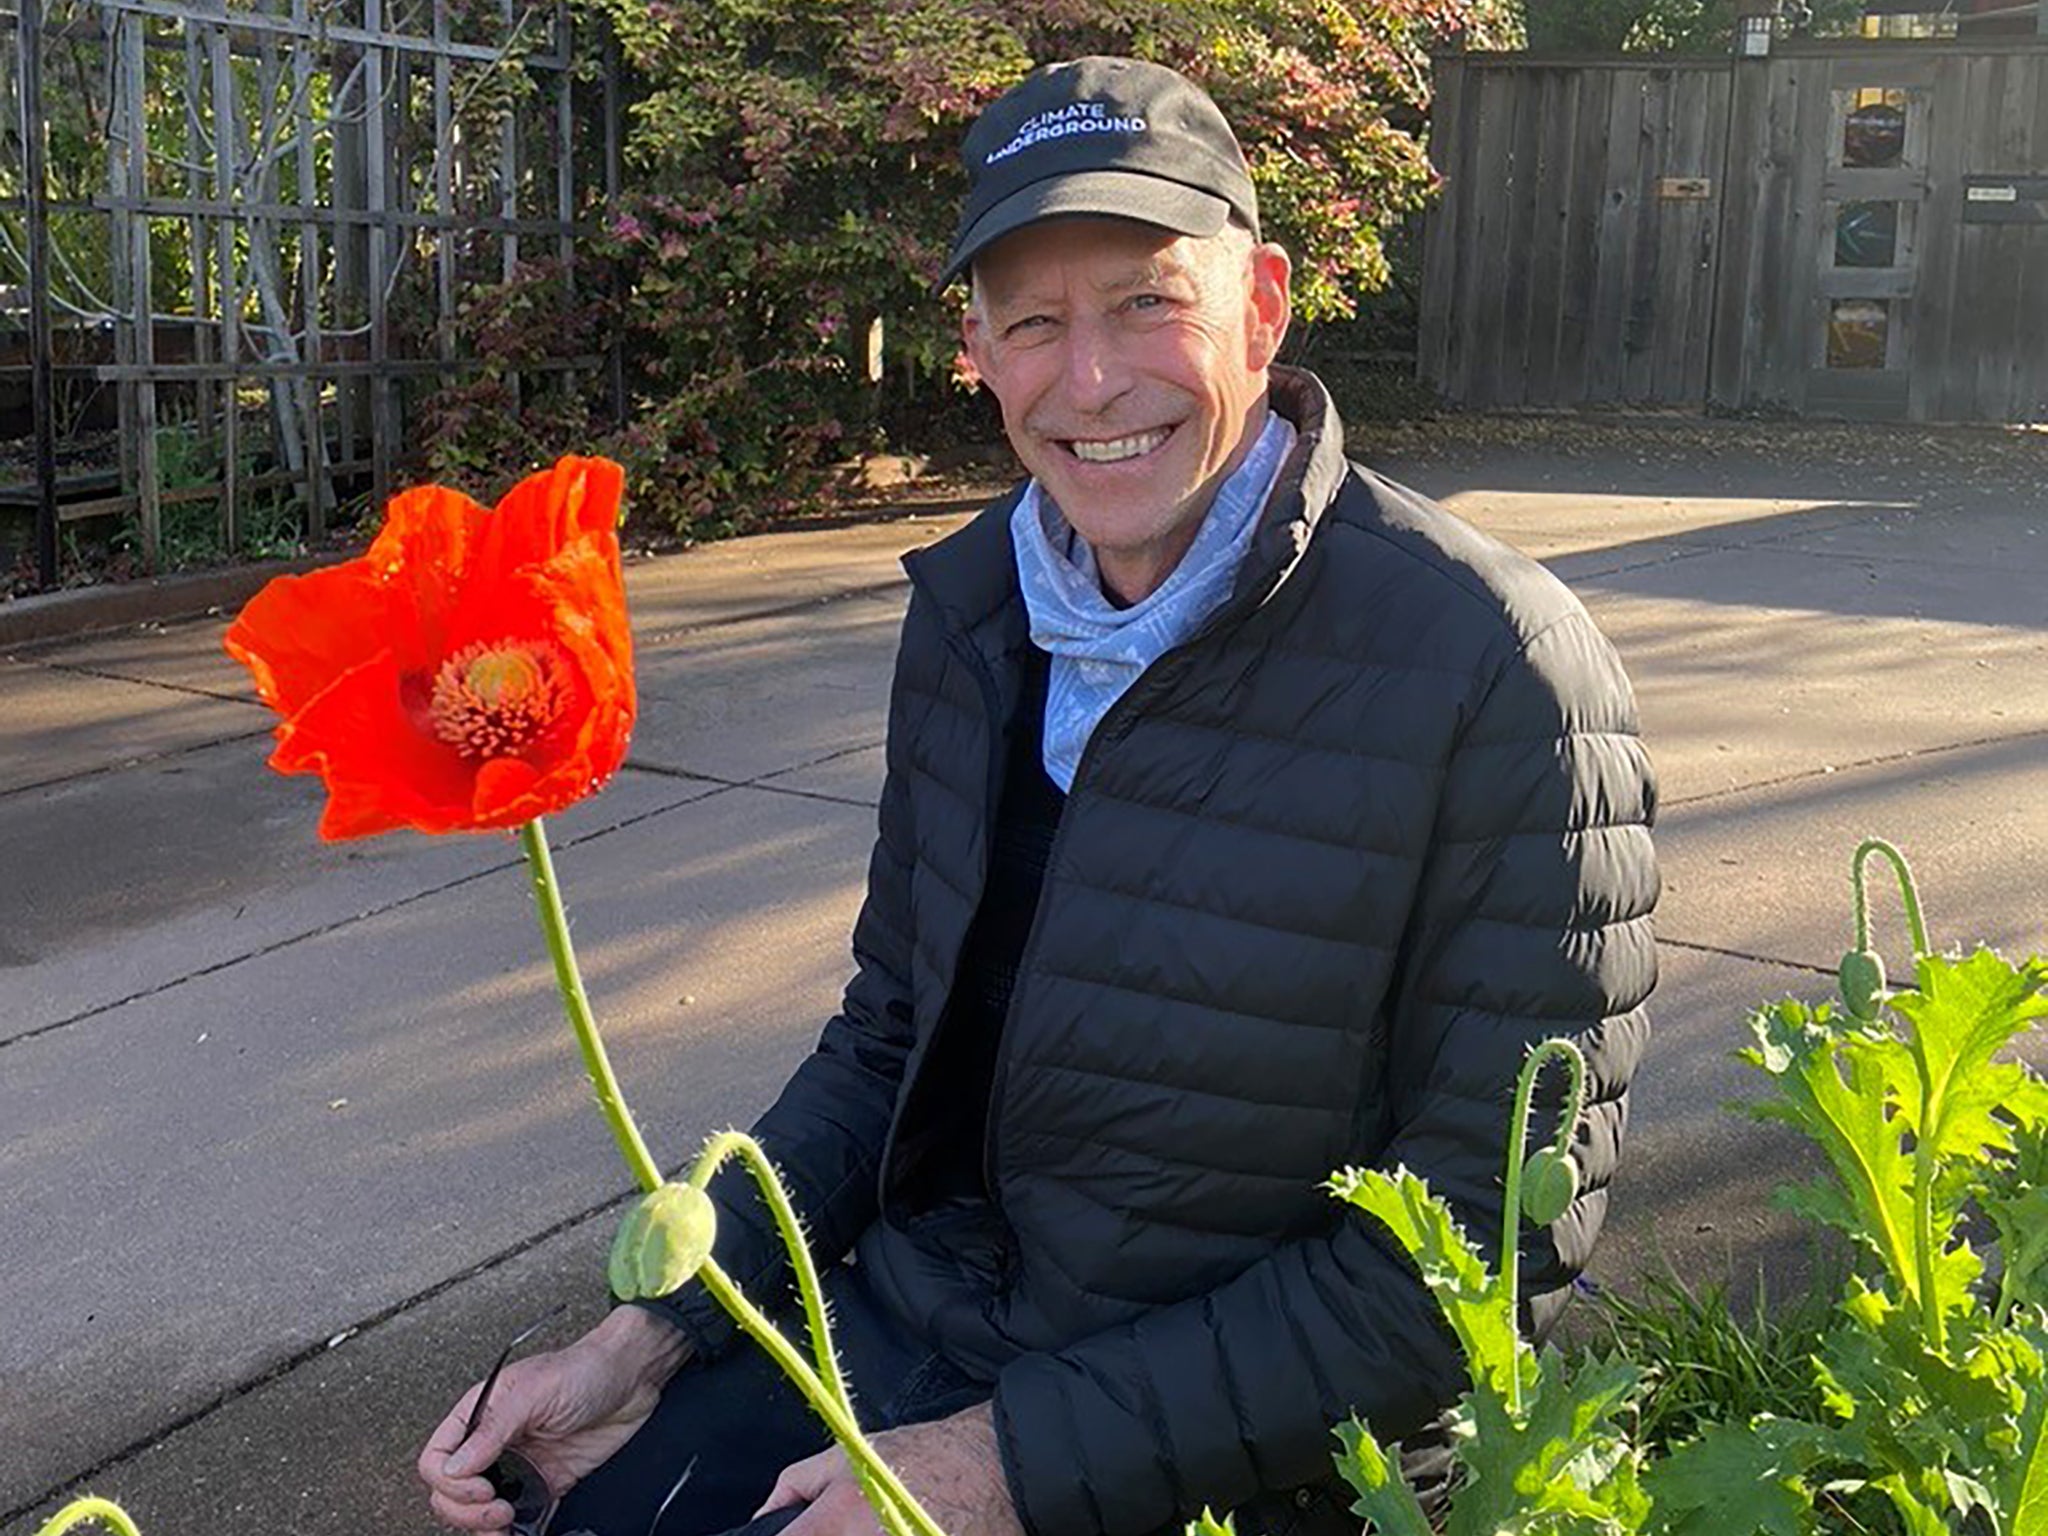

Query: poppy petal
270;651;480;840
230;455;637;840
366;485;494;665
224;562;396;719
480;457;626;583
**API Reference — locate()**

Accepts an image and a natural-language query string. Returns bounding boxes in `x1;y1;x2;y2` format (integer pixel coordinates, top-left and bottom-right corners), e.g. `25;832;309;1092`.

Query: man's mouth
1063;427;1172;464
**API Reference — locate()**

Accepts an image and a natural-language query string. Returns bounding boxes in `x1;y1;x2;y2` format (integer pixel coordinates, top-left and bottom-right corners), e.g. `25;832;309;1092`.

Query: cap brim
938;171;1233;290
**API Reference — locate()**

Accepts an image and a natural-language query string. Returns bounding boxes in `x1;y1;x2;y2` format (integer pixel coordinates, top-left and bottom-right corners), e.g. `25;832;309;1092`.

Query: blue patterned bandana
1010;410;1296;792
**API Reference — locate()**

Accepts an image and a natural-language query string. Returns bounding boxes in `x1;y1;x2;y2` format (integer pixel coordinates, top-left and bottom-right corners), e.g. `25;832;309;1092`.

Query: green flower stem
687;1134;911;1536
1499;1039;1588;1418
697;1255;945;1536
1849;838;1941;1346
520;817;662;1197
33;1499;142;1536
517;833;925;1534
690;1131;854;1410
1851;837;1931;959
1913;1144;1943;1352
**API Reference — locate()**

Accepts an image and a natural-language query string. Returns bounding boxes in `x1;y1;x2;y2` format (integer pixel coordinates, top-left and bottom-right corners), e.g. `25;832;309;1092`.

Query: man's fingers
427;1486;515;1532
779;1480;882;1536
754;1447;843;1517
420;1386;484;1463
753;1466;805;1517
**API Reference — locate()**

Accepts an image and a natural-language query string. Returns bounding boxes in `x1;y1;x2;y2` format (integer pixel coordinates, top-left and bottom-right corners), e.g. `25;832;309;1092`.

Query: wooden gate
1419;40;2048;424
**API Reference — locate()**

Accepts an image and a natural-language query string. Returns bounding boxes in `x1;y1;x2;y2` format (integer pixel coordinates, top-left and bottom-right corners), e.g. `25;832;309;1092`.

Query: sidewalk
4;434;2046;1534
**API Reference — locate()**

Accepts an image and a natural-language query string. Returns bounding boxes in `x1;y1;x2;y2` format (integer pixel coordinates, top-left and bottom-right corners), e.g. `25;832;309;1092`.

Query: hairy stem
34;1499;143;1536
521;817;662;1195
1851;837;1932;960
1500;1039;1588;1418
1912;1141;1944;1352
1851;839;1942;1344
690;1132;853;1413
698;1257;944;1536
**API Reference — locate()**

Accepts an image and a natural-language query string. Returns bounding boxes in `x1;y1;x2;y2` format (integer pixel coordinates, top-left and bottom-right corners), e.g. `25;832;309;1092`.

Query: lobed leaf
1887;950;2048;1171
1986;1126;2048;1315
1441;1353;1644;1536
1640;1415;1832;1536
1739;1001;1921;1302
1997;1352;2048;1536
1331;1420;1434;1536
1328;1166;1527;1405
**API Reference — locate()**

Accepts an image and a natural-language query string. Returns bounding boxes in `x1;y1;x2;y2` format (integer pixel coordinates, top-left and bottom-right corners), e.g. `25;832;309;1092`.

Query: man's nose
1061;318;1131;414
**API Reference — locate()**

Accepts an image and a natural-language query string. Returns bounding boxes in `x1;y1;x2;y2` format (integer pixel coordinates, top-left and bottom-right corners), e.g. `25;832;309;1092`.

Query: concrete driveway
4;421;2046;1534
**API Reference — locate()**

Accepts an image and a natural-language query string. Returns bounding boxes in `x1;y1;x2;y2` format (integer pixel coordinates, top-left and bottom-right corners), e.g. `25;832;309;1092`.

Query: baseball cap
939;56;1261;288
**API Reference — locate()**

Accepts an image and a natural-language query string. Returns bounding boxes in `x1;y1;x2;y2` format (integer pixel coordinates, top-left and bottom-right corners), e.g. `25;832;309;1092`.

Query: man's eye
1005;316;1054;340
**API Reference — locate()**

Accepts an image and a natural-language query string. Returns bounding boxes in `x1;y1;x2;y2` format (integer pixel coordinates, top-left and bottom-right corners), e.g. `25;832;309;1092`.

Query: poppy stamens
430;639;567;760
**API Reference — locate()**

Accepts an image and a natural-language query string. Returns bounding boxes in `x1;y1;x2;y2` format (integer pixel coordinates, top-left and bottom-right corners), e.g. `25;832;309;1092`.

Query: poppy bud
1839;948;1886;1021
1520;1147;1580;1225
609;1181;717;1301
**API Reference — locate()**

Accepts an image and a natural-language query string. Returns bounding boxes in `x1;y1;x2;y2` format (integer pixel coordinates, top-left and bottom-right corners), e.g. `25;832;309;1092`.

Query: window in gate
1828;300;1892;369
1818;86;1928;380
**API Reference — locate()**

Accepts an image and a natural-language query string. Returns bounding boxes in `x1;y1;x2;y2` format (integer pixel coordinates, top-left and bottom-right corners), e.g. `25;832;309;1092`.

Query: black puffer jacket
654;367;1657;1536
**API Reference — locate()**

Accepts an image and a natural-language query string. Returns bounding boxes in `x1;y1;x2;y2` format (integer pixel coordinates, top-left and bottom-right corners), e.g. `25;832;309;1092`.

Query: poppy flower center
429;639;567;760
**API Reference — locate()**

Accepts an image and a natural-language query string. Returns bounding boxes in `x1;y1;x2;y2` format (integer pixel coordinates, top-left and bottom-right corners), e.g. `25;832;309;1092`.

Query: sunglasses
463;1305;701;1536
464;1305;566;1536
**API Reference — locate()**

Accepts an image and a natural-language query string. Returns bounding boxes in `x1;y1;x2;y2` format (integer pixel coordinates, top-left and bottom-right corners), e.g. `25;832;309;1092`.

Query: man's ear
1245;243;1293;371
961;299;995;387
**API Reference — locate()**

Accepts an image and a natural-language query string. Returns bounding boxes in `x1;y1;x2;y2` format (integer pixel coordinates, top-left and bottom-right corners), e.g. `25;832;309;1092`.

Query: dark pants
549;1264;989;1536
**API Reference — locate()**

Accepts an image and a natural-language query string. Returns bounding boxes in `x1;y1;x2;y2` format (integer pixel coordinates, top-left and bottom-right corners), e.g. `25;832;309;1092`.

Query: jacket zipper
974;632;1220;1228
916;522;1299;1245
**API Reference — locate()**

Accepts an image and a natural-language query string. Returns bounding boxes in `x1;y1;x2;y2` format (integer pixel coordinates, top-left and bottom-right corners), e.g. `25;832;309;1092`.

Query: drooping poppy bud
609;1180;718;1301
1839;947;1887;1022
1520;1146;1581;1225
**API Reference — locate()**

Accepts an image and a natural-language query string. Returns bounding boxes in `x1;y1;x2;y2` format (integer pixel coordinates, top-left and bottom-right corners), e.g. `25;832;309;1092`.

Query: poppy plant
227;459;944;1536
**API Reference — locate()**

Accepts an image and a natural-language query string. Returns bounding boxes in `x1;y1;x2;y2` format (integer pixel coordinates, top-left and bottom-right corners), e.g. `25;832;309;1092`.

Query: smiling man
421;57;1657;1536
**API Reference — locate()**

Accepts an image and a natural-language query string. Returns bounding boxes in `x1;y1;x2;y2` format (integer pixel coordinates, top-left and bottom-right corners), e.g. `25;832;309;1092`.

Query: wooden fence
3;0;616;581
1420;39;2048;423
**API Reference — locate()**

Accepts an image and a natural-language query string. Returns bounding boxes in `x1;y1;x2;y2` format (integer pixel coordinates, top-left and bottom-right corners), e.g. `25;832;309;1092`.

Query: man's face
962;218;1292;602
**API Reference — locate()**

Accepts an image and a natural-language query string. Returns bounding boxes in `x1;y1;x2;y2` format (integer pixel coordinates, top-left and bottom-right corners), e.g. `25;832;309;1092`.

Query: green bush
1306;840;2048;1536
422;0;1517;538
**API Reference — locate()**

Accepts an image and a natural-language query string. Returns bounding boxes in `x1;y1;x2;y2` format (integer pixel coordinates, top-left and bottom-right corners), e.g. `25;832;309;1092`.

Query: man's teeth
1069;429;1170;464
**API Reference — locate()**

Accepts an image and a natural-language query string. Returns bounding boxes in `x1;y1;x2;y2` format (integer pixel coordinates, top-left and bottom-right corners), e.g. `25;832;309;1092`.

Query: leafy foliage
1514;0;1864;53
522;0;1518;535
1328;1165;1529;1404
1236;842;2048;1536
1326;1152;1648;1535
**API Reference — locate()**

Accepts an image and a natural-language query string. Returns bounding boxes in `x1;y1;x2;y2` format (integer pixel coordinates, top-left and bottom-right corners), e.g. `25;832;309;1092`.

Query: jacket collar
902;363;1346;667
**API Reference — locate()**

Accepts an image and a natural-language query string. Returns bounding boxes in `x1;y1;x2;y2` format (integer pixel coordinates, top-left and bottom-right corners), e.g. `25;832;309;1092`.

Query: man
420;55;1656;1536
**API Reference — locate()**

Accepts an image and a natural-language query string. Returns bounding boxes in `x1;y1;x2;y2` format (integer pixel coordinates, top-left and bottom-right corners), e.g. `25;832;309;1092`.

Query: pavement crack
0;726;279;802
1663;726;2048;810
626;739;884;812
26;658;268;709
634;577;909;646
2;1189;639;1529
0;783;736;1056
1657;936;1834;977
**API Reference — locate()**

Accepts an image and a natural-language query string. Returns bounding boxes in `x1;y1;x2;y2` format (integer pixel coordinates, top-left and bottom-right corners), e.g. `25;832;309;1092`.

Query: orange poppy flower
226;456;635;840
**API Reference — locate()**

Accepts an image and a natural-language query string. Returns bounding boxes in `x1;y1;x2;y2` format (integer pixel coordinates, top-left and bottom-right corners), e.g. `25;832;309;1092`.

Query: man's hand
418;1306;692;1532
757;1402;1025;1536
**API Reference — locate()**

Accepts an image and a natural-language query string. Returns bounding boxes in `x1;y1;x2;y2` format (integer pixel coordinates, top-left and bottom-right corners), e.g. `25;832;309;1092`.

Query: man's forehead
975;223;1205;302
